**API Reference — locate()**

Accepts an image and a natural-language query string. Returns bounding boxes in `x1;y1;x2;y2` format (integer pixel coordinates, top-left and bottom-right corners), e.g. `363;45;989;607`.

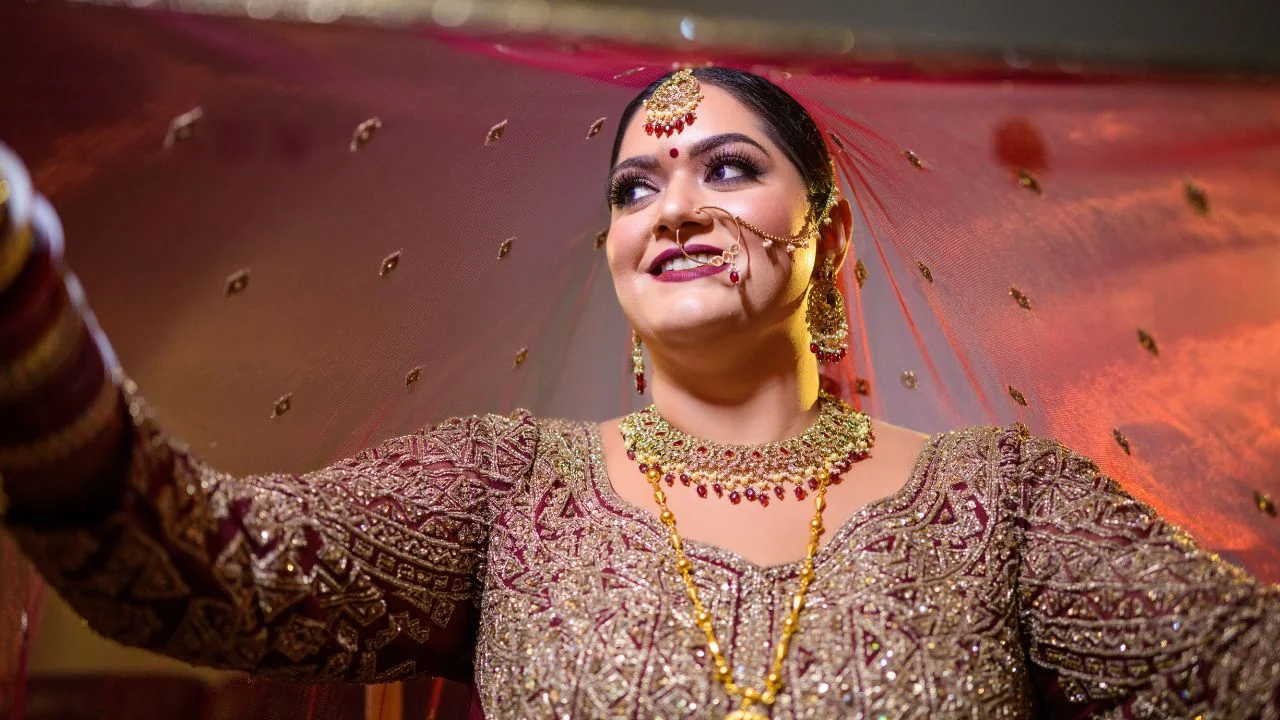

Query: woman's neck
646;325;821;446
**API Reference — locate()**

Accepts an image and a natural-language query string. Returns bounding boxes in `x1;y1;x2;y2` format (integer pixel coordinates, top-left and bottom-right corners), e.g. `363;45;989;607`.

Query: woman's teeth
659;253;718;273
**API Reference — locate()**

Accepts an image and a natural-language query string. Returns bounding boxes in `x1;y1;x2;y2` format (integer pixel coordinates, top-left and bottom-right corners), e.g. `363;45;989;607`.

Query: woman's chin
642;303;746;344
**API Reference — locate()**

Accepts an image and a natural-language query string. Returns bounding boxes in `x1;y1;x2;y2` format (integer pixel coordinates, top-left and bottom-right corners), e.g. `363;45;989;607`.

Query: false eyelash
702;150;764;181
608;170;653;208
607;150;764;208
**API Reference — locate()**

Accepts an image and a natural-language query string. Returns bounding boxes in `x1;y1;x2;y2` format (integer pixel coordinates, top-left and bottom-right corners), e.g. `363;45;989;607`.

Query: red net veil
2;3;1279;718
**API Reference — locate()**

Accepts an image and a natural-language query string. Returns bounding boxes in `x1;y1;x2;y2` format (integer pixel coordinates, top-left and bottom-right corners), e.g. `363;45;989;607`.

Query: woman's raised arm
1013;432;1280;717
0;147;537;683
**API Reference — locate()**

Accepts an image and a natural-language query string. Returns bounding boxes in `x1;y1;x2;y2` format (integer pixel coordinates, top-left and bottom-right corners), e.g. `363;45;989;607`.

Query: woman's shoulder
916;422;1116;501
362;409;544;466
888;421;1052;484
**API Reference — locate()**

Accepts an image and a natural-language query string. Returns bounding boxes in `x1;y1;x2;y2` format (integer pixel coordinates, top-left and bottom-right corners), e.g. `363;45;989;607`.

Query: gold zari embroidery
8;392;1279;718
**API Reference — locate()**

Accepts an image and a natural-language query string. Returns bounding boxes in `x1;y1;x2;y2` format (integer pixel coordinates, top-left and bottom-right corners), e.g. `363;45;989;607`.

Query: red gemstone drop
794;486;808;500
729;270;740;284
663;473;675;486
696;484;708;498
635;374;646;394
724;450;734;458
673;439;684;447
729;491;741;504
674;119;684;132
774;485;785;500
759;495;770;507
745;487;757;501
638;464;648;473
808;478;819;490
626;450;636;460
751;451;762;460
831;474;843;485
712;483;724;497
680;474;691;486
645;121;654;134
686;112;695;124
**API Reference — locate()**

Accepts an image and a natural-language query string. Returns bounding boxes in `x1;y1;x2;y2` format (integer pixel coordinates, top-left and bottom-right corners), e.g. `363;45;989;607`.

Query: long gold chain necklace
619;394;875;719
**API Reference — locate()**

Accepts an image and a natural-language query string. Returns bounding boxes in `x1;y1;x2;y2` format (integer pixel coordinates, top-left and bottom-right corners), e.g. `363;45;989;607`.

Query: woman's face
606;84;818;351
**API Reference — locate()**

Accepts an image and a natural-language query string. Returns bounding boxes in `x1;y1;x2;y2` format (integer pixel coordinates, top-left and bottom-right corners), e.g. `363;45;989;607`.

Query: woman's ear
816;195;853;271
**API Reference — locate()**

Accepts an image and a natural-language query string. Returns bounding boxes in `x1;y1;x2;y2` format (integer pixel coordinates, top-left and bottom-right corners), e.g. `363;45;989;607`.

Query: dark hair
609;67;836;217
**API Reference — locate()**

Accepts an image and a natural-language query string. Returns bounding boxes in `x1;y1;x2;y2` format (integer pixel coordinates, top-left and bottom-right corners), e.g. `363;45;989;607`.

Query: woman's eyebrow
607;133;768;191
688;133;769;158
609;155;660;179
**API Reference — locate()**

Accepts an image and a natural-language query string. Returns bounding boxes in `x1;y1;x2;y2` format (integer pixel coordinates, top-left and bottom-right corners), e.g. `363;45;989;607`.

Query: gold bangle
0;296;85;404
0;378;121;472
0;222;32;295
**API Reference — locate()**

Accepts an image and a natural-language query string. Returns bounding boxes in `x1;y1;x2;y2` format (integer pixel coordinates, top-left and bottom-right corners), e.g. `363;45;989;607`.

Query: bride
1;66;1276;719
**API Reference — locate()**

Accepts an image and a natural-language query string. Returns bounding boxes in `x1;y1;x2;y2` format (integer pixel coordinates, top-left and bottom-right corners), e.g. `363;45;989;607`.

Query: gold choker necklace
619;391;875;505
618;393;875;718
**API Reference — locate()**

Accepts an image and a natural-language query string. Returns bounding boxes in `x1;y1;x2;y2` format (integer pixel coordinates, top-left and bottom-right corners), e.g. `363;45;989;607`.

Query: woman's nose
653;175;708;240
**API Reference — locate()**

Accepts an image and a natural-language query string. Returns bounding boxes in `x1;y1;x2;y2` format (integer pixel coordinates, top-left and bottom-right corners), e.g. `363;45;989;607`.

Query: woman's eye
708;161;751;182
611;179;657;208
624;183;657;203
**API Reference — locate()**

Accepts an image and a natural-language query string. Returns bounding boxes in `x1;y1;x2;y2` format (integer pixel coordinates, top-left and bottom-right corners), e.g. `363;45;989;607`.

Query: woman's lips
646;243;725;274
651;262;730;283
646;243;729;282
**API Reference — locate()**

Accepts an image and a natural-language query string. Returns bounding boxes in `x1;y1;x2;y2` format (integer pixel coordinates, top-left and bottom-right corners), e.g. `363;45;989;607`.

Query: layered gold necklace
620;391;874;505
619;392;875;719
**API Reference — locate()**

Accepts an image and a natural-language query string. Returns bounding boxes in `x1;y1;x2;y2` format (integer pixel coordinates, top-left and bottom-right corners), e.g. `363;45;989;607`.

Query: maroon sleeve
1015;433;1280;718
1;155;539;684
10;394;537;683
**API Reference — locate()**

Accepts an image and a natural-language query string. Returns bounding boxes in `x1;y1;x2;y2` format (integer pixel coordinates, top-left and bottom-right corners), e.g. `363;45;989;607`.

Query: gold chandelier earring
806;257;849;363
632;330;646;394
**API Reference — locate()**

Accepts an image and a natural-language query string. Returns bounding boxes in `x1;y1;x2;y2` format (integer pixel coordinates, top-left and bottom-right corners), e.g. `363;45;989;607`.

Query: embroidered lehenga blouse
10;384;1279;720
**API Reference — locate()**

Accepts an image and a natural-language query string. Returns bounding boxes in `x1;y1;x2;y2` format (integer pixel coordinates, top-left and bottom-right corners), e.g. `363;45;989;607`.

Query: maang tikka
806;257;849;363
643;69;703;137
